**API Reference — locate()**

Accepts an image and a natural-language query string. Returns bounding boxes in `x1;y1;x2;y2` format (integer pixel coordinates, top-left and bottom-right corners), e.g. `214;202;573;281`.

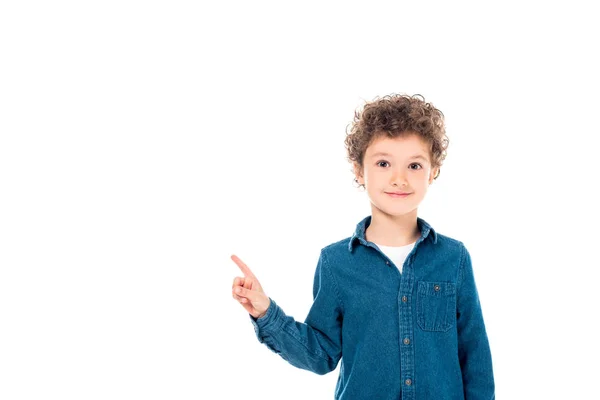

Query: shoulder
321;236;352;252
433;231;467;251
420;229;471;269
431;231;475;279
318;237;352;263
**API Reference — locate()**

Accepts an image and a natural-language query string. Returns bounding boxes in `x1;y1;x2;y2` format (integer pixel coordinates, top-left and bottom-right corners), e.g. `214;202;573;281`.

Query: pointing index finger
231;254;256;278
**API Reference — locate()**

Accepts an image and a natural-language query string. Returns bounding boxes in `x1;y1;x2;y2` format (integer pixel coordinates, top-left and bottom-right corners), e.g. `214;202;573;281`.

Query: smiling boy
232;94;495;399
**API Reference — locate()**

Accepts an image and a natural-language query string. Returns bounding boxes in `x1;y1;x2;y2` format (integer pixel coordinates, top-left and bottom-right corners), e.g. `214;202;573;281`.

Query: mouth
386;192;411;198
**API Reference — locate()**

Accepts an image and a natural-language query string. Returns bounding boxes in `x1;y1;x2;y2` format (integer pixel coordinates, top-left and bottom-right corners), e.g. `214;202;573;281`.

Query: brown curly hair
344;93;449;183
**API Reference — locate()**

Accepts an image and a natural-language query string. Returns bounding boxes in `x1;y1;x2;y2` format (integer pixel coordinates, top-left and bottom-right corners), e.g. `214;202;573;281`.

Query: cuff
249;297;282;340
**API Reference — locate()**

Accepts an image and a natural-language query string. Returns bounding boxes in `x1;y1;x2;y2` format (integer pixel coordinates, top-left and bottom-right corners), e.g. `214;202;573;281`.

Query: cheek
365;169;377;179
411;169;427;178
414;171;432;185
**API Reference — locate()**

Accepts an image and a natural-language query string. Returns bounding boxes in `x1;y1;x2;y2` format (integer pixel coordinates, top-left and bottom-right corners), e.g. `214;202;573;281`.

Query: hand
231;254;271;319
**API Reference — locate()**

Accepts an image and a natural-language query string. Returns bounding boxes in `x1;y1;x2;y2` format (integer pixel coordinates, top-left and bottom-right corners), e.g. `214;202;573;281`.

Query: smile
386;193;411;198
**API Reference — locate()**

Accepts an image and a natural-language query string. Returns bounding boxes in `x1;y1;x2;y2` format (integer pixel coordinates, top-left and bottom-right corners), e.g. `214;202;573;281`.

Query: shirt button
386;261;389;265
403;338;410;345
405;379;412;386
434;284;440;291
402;296;408;302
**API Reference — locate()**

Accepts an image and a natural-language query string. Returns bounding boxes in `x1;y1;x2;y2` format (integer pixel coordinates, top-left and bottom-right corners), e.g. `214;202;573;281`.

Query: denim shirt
250;215;495;399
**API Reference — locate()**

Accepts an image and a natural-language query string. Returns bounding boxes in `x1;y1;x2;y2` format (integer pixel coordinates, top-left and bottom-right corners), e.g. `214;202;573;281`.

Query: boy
231;94;495;399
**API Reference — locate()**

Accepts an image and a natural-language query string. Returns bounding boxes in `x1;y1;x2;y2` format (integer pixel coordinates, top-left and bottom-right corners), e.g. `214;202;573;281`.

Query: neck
365;209;420;247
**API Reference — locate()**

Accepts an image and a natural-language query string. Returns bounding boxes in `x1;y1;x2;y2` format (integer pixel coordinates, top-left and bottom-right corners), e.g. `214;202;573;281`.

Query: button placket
398;253;416;399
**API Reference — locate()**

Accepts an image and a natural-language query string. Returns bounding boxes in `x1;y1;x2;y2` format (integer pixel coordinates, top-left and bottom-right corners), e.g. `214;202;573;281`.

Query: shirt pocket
416;281;457;332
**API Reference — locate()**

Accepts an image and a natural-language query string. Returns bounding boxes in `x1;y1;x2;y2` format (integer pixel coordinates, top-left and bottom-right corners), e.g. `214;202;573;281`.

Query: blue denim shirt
250;215;494;399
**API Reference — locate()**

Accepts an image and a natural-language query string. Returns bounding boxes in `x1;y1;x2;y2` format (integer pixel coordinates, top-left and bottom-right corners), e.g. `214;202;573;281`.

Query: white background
1;1;599;399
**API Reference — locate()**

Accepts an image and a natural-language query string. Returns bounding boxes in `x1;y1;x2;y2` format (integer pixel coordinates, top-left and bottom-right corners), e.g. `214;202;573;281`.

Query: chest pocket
416;281;457;332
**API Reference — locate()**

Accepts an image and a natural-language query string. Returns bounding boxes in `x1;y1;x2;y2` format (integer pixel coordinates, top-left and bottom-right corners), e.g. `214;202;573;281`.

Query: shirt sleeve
249;249;343;375
457;244;495;399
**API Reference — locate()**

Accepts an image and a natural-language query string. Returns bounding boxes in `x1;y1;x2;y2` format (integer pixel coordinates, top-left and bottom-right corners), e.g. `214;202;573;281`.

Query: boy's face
354;133;439;220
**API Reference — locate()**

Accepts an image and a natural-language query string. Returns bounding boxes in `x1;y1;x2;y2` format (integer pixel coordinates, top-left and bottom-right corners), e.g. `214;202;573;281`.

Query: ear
429;167;440;184
353;163;364;184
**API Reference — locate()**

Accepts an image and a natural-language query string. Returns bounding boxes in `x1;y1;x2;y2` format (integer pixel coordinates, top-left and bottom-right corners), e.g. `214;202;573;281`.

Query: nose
391;168;408;187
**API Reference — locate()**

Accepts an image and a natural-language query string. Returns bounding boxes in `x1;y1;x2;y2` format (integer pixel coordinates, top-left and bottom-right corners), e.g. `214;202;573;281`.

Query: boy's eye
377;161;423;170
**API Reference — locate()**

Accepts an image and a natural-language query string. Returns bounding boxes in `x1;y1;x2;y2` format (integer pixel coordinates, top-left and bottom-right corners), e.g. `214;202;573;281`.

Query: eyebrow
370;152;429;161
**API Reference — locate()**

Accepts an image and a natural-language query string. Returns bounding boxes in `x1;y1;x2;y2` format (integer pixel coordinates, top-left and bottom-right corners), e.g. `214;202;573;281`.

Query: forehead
366;134;431;159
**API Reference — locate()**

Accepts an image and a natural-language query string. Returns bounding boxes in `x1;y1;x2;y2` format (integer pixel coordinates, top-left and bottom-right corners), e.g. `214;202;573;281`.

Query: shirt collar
348;215;438;252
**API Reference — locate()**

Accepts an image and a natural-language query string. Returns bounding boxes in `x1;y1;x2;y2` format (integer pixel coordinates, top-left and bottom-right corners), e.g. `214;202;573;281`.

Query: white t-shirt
375;242;416;274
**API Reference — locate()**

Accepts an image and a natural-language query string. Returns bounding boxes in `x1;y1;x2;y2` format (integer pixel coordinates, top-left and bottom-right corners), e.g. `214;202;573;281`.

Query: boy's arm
457;244;495;399
249;250;343;375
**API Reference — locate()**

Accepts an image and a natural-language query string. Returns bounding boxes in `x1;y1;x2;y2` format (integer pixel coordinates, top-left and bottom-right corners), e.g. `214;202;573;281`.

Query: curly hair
344;93;449;182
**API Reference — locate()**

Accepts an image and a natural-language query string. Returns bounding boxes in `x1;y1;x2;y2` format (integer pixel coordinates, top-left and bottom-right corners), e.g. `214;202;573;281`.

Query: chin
375;205;416;217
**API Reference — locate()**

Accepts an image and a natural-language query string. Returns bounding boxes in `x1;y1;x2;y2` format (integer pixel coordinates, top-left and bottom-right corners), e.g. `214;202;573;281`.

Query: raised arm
231;251;343;375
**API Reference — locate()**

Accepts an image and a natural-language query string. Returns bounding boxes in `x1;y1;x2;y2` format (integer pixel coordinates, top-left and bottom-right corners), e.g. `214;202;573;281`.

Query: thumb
235;286;265;303
235;286;270;314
